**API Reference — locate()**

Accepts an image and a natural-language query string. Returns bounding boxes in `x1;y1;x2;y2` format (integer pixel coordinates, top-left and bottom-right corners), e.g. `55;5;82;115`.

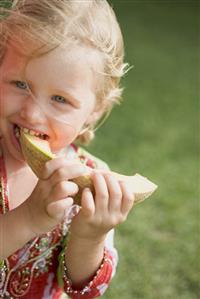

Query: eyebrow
53;89;81;108
1;71;25;81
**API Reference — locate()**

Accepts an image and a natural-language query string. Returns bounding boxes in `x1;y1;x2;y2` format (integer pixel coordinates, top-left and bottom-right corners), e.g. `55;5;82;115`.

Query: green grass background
87;1;199;299
1;0;198;298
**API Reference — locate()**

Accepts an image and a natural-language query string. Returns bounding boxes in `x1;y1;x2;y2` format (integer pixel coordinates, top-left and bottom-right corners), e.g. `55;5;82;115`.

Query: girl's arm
64;228;118;287
0;202;36;259
57;170;134;298
59;229;118;298
65;234;105;286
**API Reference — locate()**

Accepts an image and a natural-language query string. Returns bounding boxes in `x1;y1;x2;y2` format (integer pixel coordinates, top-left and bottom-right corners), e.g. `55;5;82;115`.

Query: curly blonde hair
0;0;129;144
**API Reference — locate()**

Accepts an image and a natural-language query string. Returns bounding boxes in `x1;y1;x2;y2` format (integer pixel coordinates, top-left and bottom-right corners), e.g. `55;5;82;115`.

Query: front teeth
14;126;20;139
23;128;40;137
14;125;46;140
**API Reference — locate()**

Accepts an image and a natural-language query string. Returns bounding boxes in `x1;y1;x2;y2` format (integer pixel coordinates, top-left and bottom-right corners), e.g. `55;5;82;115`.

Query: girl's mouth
13;124;49;140
12;124;49;153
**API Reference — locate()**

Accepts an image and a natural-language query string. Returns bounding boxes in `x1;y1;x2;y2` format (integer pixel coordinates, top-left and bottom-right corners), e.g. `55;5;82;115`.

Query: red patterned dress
0;144;118;299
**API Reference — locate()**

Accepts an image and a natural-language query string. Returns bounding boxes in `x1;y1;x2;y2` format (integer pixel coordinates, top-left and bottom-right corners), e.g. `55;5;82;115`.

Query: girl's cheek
0;95;11;116
50;123;78;151
0;92;22;115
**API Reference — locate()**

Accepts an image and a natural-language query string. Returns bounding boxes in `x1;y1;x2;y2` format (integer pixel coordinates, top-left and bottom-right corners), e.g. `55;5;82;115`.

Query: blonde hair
0;0;129;144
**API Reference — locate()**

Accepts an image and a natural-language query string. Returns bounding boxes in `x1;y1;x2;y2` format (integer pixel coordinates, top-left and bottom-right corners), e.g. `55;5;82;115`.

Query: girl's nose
20;96;46;124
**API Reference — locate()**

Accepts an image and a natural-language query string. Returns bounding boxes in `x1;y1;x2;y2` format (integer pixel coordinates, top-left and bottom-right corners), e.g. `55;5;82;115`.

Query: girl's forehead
1;42;101;108
1;40;36;71
3;41;104;78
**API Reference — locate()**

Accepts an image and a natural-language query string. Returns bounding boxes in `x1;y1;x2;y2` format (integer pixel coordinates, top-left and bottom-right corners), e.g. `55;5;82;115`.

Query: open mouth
13;124;49;141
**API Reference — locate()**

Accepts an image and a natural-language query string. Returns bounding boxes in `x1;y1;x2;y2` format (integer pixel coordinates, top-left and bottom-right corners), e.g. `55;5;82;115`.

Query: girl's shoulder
71;144;109;170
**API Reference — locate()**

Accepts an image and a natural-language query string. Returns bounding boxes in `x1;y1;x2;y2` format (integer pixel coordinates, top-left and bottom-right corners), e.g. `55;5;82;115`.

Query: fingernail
66;197;74;205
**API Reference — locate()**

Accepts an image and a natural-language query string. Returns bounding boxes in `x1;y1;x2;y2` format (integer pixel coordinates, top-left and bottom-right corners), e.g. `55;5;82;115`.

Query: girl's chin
0;138;27;170
9;144;26;165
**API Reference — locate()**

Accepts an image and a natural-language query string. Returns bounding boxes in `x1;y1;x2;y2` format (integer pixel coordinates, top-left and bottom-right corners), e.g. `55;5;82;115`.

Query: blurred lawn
87;1;199;299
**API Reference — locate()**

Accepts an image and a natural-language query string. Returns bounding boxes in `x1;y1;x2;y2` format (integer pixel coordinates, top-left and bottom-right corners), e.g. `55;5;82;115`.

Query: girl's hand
69;171;135;241
24;157;87;235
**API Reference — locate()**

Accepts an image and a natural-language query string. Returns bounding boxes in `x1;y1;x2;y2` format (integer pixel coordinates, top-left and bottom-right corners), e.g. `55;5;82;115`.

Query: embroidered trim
0;147;9;214
60;248;113;297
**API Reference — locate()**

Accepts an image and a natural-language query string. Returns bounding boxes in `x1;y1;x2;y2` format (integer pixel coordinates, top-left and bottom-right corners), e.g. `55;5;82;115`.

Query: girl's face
0;42;100;163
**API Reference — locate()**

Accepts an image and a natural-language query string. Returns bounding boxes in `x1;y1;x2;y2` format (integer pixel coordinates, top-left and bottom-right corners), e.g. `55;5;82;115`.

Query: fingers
42;158;135;226
120;181;135;215
92;173;135;218
92;172;109;212
42;157;86;179
41;157;87;186
103;174;122;213
47;197;74;220
81;188;95;217
49;181;78;201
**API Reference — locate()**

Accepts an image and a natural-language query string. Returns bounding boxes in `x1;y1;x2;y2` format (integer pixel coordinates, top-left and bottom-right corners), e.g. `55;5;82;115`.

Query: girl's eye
13;80;29;90
52;95;67;104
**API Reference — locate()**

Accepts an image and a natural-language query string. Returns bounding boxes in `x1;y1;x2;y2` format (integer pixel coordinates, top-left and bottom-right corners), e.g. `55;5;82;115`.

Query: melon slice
20;132;55;175
19;130;157;205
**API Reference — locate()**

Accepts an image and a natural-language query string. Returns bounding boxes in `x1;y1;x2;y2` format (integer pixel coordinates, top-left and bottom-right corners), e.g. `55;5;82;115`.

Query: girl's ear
86;109;103;125
78;109;103;136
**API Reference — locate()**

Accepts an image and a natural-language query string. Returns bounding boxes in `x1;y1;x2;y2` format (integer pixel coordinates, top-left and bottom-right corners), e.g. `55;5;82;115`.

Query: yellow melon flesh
19;130;157;205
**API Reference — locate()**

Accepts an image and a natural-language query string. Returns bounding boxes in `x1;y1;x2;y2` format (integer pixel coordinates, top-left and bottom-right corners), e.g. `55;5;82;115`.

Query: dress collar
0;145;9;214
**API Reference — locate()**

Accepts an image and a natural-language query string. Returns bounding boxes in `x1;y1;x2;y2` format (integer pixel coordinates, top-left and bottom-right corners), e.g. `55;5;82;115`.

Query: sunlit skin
0;41;135;288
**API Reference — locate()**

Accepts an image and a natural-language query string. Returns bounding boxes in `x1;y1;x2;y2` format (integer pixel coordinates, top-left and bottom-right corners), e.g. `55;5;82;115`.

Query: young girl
0;1;134;298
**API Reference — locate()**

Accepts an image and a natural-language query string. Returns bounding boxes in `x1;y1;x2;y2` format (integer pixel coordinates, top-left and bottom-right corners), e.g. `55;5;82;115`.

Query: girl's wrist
64;231;106;288
61;247;112;295
68;231;107;246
